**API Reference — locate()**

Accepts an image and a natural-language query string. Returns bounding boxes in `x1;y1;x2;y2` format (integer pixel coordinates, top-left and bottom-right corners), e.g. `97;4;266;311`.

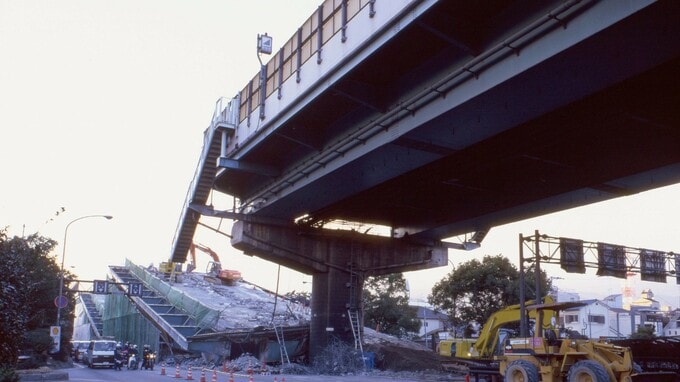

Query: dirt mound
363;328;443;372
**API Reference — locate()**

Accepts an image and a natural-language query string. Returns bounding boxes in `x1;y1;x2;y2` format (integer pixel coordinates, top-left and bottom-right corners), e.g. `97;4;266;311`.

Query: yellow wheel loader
499;301;675;382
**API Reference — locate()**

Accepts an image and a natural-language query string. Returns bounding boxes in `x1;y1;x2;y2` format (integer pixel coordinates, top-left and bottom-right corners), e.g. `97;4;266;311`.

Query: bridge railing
236;0;377;127
211;96;239;128
169;94;239;262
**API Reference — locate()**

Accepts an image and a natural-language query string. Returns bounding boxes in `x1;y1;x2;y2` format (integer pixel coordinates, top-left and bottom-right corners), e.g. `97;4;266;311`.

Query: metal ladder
347;260;364;357
347;308;364;354
274;325;290;365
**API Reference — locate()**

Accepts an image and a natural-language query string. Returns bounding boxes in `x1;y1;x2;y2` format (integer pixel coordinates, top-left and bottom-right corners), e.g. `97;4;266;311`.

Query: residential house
561;299;634;338
410;305;449;351
663;309;680;337
414;305;449;338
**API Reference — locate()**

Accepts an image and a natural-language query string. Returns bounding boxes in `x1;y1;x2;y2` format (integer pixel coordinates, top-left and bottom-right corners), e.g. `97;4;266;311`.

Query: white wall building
413;305;448;338
561;299;626;339
663;310;680;337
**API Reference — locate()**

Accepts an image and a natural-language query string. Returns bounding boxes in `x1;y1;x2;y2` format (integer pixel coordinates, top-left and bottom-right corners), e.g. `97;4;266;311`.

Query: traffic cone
274;377;278;382
160;363;166;376
281;377;286;382
211;369;218;382
249;373;254;382
174;364;182;378
228;372;234;382
200;368;206;382
186;366;194;380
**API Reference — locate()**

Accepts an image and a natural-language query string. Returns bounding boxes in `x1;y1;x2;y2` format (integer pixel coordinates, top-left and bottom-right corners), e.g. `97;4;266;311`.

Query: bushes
0;366;19;382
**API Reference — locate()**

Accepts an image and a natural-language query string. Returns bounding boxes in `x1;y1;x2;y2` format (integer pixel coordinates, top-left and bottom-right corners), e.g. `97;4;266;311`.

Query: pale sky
2;1;679;309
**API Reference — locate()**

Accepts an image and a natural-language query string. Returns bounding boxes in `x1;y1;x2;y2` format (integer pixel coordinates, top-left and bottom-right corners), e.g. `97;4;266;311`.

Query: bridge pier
231;221;447;361
310;267;360;357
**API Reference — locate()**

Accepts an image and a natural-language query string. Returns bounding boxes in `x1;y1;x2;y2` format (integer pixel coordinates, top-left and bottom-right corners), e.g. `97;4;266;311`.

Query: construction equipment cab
439;296;557;361
189;243;242;285
499;300;675;382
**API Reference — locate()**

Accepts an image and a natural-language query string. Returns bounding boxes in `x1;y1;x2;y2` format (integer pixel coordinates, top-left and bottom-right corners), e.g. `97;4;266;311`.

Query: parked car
71;341;89;363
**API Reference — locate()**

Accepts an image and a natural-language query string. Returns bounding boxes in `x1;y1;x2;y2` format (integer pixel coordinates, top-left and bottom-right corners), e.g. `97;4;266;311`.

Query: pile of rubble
169;272;310;331
157;271;445;375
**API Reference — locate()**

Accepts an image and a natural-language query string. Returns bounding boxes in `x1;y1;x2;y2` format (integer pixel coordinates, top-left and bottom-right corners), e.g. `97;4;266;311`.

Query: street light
56;214;113;326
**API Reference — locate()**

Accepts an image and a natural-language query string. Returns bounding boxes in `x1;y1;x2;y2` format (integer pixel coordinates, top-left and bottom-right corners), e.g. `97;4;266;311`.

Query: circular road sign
54;295;68;309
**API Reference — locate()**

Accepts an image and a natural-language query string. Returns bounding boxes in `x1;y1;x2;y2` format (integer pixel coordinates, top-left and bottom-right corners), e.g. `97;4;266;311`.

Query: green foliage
630;325;656;339
0;228;63;367
0;366;19;382
428;255;551;329
23;329;54;357
363;273;420;338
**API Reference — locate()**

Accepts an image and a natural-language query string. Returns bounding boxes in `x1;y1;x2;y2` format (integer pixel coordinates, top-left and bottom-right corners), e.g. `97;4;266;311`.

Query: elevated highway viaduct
170;0;680;357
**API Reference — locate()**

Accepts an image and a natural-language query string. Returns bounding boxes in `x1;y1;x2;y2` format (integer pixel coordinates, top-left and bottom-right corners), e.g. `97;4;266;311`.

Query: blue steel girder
213;0;680;243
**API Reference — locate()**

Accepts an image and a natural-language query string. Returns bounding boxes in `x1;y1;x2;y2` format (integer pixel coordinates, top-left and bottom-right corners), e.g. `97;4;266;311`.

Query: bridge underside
214;0;680;243
193;0;680;359
322;55;680;240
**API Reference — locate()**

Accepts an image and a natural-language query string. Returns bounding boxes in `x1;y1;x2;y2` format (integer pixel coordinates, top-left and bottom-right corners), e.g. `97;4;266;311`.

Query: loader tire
505;360;538;382
567;360;609;382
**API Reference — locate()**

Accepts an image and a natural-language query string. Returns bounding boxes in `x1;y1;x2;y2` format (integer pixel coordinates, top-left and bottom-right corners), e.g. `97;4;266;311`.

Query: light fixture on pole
256;33;273;120
55;214;113;326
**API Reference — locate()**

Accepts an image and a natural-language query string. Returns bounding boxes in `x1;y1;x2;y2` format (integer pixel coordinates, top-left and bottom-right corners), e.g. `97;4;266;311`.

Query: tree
428;255;551;329
0;228;64;370
630;325;656;339
363;273;420;338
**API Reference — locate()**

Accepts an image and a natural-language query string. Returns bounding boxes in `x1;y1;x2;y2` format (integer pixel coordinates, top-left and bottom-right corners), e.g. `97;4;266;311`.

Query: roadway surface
65;363;465;382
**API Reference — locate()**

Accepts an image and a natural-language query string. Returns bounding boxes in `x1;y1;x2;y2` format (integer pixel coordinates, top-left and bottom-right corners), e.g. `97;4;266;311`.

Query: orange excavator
188;243;242;285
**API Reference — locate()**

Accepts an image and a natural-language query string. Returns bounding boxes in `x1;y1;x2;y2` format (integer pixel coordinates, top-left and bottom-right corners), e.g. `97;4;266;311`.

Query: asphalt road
64;363;465;382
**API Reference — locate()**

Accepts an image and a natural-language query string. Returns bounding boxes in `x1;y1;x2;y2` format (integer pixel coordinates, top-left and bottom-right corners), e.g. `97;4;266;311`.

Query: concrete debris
168;272;310;332
156;272;445;375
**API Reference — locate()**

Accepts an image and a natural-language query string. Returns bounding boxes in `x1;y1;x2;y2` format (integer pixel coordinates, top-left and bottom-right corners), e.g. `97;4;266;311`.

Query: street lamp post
56;214;113;326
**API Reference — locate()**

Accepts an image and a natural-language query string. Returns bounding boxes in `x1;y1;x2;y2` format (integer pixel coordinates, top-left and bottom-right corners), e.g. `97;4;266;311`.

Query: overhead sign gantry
518;230;679;336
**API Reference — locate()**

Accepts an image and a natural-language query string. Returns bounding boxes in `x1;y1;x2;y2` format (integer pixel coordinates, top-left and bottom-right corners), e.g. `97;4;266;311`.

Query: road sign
50;326;61;353
54;295;68;309
94;280;108;294
129;282;143;296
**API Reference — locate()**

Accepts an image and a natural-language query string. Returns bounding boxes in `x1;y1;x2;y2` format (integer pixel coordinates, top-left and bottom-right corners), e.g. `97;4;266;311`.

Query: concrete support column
309;267;362;358
231;221;447;360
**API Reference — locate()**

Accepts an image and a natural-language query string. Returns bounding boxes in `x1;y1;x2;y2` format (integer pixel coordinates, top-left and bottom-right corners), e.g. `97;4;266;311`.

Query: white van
86;339;116;368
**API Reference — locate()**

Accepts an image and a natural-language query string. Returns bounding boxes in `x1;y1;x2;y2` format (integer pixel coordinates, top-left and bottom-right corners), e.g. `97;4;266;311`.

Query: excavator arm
188;242;242;285
472;296;555;358
191;242;221;263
